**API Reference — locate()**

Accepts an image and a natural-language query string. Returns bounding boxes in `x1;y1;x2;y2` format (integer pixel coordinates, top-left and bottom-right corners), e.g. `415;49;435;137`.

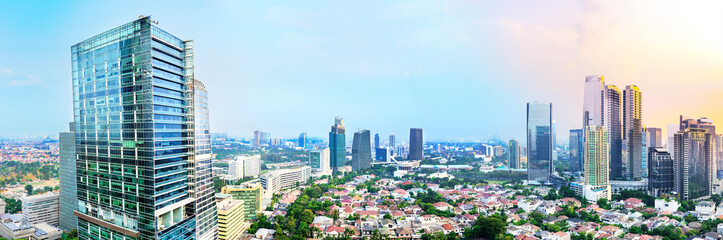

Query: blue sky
1;1;722;143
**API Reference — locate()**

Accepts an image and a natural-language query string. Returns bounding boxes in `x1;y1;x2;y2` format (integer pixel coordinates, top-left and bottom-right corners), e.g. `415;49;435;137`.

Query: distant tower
374;133;380;150
527;102;553;184
569;129;584;173
352;130;372;171
253;130;261;148
508;139;521;169
298;132;307;148
409;128;423;160
622;85;643;180
330;117;346;173
389;133;396;149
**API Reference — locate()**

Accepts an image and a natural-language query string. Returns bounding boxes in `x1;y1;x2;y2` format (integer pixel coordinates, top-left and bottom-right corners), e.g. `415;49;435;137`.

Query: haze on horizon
1;1;722;143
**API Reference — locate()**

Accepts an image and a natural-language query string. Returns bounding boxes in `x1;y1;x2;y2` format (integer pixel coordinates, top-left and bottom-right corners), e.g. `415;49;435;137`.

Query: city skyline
2;1;723;142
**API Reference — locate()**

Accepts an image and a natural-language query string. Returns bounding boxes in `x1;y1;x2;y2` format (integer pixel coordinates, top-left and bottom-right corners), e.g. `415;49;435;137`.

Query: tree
684;214;697;223
596;198;611;209
383;213;393;220
25;184;33;195
465;214;507;239
300;209;315;224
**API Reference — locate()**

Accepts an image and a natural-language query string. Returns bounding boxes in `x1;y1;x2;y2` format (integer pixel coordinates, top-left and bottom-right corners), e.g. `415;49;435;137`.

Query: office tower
569;129;584;173
253;130;261;148
389;133;396;149
228;160;244;179
584;126;609;186
260;167;312;193
409;128;423;160
642;128;648;178
260;132;269;146
298;132;307;148
374;133;380;151
680;116;718;179
310;148;331;174
190;79;217;240
648;148;674;197
59;122;77;232
71;16;211;239
352;130;372;171
603;85;623;180
552;120;557;161
220;182;262;220
674;128;713;200
647;127;663;148
215;194;244;240
330;117;346;173
236;155;260;178
22;192;60;226
622;85;643;180
667;124;680;155
508;139;521;169
376;148;391;162
582;75;604;128
527;102;553;184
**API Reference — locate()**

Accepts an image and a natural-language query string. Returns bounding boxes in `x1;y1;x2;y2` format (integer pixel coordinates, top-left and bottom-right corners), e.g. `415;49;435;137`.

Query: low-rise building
260;166;311;193
22;192;59;227
30;223;62;240
0;214;35;240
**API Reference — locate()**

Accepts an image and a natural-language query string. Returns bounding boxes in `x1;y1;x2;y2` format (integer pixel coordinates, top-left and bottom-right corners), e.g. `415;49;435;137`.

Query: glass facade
409;128;423;160
674;128;713;200
568;129;583;173
351;130;372;171
330;117;346;172
59;122;78;232
71;16;214;240
527;102;553;184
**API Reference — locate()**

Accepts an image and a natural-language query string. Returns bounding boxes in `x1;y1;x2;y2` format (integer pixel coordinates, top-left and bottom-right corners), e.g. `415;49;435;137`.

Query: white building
260;166;311;193
21;192;59;227
0;214;34;240
310;148;331;176
571;182;611;203
654;199;680;213
230;155;261;179
31;222;62;240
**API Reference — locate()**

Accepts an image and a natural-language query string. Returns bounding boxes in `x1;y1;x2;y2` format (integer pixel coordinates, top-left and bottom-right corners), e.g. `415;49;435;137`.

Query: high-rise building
253;130;261;148
527;102;553;184
71;16;214;239
603;85;623;180
648;147;674;197
508;139;521;169
330;117;346;173
260;132;269;146
352;130;372;171
582;75;604;128
374;133;380;151
642;128;648;178
310;148;331;175
190;79;218;240
569;129;584;173
22;192;59;227
667;124;680;155
220;182;262;220
59;122;77;232
622;85;643;180
389;133;396;149
680;116;718;179
674;128;713;201
375;148;391;162
215;194;245;240
409;128;423;160
647;127;663;149
298;132;307;148
240;155;261;178
584;126;609;186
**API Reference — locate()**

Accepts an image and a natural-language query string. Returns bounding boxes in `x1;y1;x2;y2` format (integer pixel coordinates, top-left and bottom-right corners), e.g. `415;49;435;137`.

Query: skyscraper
667;124;680;156
642;127;648;178
389;133;395;149
622;85;643;180
310;148;331;175
508;139;521;169
569;129;584;173
603;85;623;180
582;75;604;128
647;127;663;149
190;80;218;240
298;132;307;148
680;116;719;179
253;130;261;148
527;102;553;184
374;133;380;151
648;147;674;197
674;128;713;201
584;126;609;187
352;130;372;171
330;117;346;173
59;122;77;232
71;16;214;239
409;128;423;160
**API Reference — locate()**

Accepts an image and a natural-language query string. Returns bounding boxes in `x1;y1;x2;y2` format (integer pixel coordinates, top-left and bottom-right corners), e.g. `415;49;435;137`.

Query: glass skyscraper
674;128;713;201
568;129;583;173
527;102;553;184
352;130;372;171
59;122;78;232
330;117;346;173
71;16;215;240
409;128;423;160
508;139;521;169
